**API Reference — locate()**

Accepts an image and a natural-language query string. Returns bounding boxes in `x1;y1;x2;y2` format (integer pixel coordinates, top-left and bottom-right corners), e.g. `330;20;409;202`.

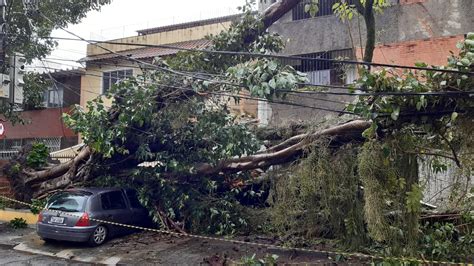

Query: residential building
0;68;83;160
258;0;474;207
79;14;258;118
257;0;473;126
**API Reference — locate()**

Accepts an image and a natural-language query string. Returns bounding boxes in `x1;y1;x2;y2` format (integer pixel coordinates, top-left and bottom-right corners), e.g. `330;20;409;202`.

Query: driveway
11;230;334;265
1;222;343;265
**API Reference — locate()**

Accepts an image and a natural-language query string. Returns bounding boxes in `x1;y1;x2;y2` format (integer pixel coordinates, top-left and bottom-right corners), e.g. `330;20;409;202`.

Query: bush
9;218;28;229
419;218;474;262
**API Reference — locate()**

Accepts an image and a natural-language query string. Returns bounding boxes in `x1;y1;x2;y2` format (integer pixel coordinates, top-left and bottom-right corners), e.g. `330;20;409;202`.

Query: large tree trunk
261;0;301;29
354;0;376;63
8;120;370;198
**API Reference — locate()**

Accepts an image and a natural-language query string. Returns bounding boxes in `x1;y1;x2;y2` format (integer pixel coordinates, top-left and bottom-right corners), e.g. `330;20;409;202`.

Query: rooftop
44;67;85;78
136;14;241;35
81;39;212;62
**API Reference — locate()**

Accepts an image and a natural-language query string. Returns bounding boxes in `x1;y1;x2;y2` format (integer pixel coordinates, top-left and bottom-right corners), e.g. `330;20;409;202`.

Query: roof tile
82;39;212;62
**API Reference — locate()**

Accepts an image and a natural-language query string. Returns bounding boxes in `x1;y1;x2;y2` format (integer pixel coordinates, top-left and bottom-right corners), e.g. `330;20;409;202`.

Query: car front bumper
37;222;96;242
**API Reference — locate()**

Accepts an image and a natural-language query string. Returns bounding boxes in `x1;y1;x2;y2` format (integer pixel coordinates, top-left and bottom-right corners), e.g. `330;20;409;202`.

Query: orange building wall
356;35;464;68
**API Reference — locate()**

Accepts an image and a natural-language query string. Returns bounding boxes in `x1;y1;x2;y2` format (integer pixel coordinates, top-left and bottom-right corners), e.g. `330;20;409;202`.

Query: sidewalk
0;222;35;248
0;222;334;265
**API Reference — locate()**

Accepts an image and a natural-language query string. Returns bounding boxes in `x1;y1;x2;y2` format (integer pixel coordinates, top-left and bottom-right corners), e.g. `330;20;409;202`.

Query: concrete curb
13;242;122;265
0;243;16;249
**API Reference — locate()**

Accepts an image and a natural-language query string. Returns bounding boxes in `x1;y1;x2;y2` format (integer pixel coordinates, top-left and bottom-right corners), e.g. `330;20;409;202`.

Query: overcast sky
44;0;247;69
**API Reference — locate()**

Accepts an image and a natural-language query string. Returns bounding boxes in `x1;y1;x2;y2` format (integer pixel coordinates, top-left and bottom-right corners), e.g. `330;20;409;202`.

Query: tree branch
261;0;302;29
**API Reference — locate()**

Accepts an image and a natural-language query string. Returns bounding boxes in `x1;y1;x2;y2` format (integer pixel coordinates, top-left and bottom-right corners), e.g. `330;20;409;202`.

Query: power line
29;62;474;99
46;58;474;97
214;91;355;115
25;12;474;112
35;12;474;100
280;89;474;97
39;35;474;76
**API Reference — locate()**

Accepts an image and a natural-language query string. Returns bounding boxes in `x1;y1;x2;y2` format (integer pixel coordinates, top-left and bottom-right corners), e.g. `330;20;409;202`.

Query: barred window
102;69;133;94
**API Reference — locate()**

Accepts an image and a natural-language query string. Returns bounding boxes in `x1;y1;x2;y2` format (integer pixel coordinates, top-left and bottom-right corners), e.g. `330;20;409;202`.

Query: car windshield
46;192;90;212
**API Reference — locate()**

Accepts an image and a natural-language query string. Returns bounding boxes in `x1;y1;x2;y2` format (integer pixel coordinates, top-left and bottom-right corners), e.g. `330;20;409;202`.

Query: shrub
9;218;28;229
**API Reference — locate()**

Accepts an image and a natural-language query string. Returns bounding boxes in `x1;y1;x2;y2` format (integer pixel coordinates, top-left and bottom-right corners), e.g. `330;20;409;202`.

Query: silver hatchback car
37;188;149;246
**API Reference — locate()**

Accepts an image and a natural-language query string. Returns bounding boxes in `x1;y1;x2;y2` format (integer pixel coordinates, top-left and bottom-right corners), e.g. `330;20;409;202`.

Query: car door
124;189;149;227
99;191;132;235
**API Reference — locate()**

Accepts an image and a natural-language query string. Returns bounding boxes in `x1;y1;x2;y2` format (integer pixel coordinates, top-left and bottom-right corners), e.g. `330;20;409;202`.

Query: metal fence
281;49;354;85
0;137;71;160
292;0;356;21
0;150;19;160
0;137;62;152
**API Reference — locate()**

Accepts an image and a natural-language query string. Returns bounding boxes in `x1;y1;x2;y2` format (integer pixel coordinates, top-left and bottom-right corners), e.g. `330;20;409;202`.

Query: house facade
0;68;83;160
257;0;474;126
79;14;258;117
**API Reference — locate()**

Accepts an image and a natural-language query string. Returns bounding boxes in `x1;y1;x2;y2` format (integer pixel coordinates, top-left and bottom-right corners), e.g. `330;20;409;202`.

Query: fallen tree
11;119;370;199
4;1;474;260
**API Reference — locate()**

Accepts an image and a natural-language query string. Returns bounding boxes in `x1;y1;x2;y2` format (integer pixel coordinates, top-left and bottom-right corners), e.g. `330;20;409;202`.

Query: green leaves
305;0;319;17
26;142;49;169
390;106;400;121
6;0;112;62
228;58;308;99
23;72;51;111
405;184;423;214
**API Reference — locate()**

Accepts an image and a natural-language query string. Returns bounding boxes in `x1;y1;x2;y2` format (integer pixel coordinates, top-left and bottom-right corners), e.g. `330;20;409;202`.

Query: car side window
101;191;127;210
125;190;142;209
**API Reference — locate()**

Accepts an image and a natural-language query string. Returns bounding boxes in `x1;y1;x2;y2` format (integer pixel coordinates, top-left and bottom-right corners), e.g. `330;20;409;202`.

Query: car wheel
88;225;108;246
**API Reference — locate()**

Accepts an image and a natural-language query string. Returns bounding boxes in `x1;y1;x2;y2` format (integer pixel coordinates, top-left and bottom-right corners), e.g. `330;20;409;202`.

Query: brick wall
356;35;464;68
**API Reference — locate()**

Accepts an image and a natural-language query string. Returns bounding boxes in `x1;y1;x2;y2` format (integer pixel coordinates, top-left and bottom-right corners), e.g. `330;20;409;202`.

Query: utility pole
0;0;9;102
0;0;6;69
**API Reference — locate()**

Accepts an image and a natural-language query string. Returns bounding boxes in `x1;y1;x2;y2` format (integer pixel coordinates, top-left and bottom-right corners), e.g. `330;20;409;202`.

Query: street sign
0;122;4;137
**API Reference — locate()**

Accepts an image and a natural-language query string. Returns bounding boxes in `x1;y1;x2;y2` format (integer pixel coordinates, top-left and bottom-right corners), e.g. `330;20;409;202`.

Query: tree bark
354;0;376;63
362;0;375;63
24;146;91;185
261;0;301;29
192;120;370;178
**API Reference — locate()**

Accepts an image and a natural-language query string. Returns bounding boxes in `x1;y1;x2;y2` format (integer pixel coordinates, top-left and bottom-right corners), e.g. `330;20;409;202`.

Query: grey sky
46;0;247;69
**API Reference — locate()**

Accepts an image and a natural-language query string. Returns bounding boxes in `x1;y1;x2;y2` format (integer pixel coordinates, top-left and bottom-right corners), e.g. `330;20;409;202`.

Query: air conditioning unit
0;73;10;98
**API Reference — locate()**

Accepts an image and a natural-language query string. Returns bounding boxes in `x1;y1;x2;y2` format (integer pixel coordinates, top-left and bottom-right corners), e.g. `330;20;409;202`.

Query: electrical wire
38;35;474;76
28;12;474;99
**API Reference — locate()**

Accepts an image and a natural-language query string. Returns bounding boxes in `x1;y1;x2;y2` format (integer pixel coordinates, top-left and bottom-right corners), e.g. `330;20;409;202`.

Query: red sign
0;122;5;137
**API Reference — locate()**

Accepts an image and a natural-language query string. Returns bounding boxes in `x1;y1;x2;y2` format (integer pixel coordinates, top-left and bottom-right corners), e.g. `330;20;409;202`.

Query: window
283;49;353;85
292;0;355;21
288;49;353;72
102;69;133;93
101;191;127;210
125;189;142;209
46;192;90;212
43;86;63;108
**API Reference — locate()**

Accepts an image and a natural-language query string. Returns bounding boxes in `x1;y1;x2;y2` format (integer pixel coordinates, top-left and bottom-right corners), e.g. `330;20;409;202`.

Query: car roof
64;187;126;195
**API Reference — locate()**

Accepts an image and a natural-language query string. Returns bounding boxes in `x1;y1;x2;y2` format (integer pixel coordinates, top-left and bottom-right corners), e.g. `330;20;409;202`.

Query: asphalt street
0;245;91;265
